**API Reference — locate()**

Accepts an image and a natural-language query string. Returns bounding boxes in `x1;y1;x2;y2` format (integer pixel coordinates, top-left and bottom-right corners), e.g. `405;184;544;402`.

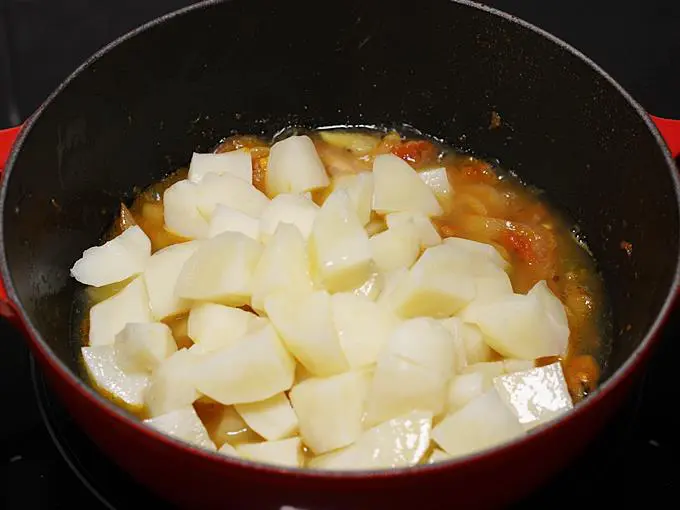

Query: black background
0;1;678;508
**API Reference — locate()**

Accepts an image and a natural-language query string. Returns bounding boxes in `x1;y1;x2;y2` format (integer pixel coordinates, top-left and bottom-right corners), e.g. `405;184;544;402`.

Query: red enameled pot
0;1;679;508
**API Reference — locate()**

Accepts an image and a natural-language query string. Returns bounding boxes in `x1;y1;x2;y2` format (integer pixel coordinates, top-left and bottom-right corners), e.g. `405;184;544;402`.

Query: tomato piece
391;140;437;165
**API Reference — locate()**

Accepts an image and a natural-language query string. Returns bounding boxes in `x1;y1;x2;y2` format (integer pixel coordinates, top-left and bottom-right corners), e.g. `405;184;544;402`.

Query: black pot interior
2;0;678;389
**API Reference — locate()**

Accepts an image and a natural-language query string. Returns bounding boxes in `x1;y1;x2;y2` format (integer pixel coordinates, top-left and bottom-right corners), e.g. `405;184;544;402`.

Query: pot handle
0;124;22;318
650;115;680;159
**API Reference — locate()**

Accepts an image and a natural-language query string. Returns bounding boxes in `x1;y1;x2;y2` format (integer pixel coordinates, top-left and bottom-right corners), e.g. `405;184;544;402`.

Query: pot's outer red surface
1;0;679;509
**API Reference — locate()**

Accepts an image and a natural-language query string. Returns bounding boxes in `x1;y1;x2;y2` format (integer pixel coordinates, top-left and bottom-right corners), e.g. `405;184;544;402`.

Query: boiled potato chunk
443;237;508;270
447;372;490;413
145;348;202;417
188;303;258;352
175;231;262;307
234;393;298;441
332;172;374;225
385;246;477;318
309;189;372;292
432;389;525;458
460;280;569;359
114;322;177;373
369;221;421;274
192;325;296;405
82;345;150;409
289;370;371;454
438;317;470;372
143;406;216;451
418;167;452;201
250;223;313;313
196;173;269;219
188;149;252;184
70;225;151;287
331;292;399;369
258;193;319;241
310;410;432;470
493;362;573;431
349;269;384;302
163;180;209;239
235;437;304;468
365;318;456;425
89;277;153;346
207;204;259;240
372;153;443;217
529;280;571;350
266;135;330;196
143;241;200;320
265;290;349;377
385;211;441;248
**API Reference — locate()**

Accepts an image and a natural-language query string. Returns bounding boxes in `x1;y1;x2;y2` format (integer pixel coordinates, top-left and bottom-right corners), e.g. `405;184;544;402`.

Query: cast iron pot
1;1;679;508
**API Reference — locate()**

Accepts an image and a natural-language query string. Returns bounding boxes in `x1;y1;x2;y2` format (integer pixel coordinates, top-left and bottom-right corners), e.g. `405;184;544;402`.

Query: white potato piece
493;362;573;431
474;267;514;300
188;149;252;184
89;277;153;346
266;135;330;196
258;193;319;241
163;180;209;239
447;372;490;413
459;280;569;359
82;345;150;409
175;231;262;307
250;223;313;313
114;322;177;373
207;204;259;240
188;303;258;352
438;317;469;372
418;167;452;201
331;292;399;369
442;237;508;270
143;406;216;451
462;361;505;379
372;153;443;217
235;437;303;467
426;448;450;464
310;410;432;470
369;221;421;274
265;290;349;377
234;393;298;441
332;172;374;225
290;370;371;454
71;226;151;287
529;280;571;351
385;211;441;248
349;269;384;302
196;172;269;219
309;189;372;292
143;241;200;320
192;324;296;405
432;389;525;458
386;246;478;319
365;318;456;424
461;323;494;364
145;348;202;417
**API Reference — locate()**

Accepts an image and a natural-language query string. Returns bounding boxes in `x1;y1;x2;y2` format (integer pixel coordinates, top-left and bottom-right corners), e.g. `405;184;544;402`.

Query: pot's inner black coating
2;0;678;400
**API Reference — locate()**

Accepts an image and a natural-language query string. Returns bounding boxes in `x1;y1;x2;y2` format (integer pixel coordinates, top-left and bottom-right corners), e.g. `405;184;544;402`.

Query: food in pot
71;128;607;470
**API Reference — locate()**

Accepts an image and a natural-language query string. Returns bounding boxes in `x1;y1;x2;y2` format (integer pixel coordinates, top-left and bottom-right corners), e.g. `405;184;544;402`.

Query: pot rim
1;0;679;480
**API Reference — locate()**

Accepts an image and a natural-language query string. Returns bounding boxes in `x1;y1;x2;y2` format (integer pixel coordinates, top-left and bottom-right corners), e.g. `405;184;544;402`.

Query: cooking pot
0;1;679;508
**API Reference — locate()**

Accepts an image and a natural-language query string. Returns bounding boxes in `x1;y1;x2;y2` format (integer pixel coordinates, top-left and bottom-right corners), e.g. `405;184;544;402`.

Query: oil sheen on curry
72;127;608;470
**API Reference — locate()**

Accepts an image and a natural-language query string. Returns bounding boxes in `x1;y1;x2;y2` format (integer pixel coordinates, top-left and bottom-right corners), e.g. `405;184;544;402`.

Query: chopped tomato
458;159;498;184
391;140;438;166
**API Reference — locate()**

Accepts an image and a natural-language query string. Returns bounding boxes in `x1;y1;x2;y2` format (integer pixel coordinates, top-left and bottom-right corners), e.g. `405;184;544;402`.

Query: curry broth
80;127;609;454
